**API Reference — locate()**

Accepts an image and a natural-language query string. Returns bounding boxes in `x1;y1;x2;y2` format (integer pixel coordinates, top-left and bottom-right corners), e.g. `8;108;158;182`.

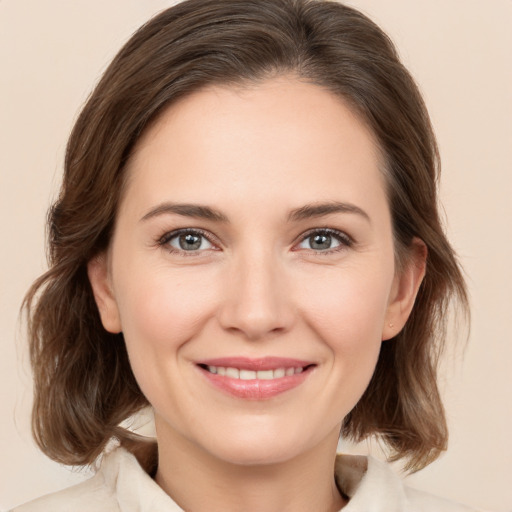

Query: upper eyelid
158;228;221;252
296;227;353;244
159;227;216;243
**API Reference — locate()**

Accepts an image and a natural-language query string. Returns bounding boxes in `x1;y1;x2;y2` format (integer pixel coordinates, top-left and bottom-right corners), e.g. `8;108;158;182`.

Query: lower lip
199;367;312;400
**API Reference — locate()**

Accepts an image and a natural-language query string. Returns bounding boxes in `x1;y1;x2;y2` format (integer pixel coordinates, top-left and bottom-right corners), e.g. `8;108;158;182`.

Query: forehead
122;77;387;219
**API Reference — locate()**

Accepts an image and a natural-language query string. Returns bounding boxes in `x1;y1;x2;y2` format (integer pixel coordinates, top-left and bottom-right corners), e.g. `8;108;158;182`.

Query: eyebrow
140;200;370;224
288;201;371;223
140;202;229;223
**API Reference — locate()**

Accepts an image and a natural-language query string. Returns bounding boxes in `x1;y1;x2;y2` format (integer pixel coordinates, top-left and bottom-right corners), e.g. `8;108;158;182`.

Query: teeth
273;368;285;378
225;367;239;379
240;370;256;380
205;366;306;379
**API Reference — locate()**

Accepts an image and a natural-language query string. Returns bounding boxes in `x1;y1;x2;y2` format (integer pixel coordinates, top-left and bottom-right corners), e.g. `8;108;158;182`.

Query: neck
154;418;346;512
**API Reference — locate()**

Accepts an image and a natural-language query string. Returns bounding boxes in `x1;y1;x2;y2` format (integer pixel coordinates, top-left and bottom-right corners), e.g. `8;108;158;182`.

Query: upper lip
196;357;315;371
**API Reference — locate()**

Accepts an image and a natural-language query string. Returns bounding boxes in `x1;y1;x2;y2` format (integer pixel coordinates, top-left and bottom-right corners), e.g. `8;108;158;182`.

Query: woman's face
89;77;422;466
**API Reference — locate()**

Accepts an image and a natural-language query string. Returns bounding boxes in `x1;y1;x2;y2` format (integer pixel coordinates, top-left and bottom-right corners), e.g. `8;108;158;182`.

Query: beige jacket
12;447;477;512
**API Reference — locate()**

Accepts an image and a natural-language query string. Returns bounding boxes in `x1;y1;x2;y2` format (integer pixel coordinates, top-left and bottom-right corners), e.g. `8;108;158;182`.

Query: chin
198;418;327;467
208;438;303;467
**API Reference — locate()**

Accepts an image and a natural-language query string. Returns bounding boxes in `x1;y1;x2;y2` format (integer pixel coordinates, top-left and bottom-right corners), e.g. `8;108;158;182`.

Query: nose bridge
218;243;292;340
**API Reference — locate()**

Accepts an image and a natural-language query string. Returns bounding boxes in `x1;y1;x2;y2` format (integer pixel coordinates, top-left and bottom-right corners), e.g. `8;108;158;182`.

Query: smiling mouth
198;365;310;380
196;358;316;399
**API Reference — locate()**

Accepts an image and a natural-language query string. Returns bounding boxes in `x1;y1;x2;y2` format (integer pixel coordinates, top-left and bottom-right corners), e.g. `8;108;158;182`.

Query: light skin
88;76;426;512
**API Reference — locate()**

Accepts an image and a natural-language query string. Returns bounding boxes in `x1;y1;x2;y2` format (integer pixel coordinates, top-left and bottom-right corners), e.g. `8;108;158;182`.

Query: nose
217;249;295;341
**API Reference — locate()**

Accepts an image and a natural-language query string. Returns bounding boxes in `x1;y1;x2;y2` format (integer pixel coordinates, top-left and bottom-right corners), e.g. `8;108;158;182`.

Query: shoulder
11;446;179;512
335;454;478;512
10;448;126;512
405;486;477;512
10;471;117;512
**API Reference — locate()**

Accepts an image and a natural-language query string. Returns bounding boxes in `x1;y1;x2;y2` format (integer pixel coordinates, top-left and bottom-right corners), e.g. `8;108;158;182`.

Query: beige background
1;0;511;510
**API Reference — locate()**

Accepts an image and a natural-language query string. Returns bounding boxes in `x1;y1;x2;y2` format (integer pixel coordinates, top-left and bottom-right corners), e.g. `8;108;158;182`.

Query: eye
160;229;215;253
295;229;352;252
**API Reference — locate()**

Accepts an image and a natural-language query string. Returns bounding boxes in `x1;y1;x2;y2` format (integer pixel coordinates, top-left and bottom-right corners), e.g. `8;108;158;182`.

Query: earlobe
382;238;427;340
87;253;122;333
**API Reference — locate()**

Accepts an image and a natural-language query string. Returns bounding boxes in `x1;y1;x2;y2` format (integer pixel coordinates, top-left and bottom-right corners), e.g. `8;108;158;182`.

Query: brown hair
24;0;468;472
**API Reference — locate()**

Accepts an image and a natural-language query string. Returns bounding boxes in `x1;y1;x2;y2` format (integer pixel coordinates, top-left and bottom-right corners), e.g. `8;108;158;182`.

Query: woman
15;0;473;510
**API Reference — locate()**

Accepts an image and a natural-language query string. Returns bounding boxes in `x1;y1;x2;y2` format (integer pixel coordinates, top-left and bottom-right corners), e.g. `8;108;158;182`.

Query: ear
382;238;427;340
87;253;122;333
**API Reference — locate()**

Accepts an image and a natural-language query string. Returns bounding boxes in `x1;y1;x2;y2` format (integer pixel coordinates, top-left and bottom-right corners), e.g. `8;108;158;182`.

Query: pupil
179;233;201;250
311;234;331;250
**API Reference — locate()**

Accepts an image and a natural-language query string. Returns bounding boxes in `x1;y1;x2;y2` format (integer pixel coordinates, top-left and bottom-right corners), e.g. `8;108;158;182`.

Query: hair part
24;0;468;472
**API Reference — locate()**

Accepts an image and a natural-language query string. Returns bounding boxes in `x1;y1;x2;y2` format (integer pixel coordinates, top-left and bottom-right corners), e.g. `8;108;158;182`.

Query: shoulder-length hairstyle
24;0;468;472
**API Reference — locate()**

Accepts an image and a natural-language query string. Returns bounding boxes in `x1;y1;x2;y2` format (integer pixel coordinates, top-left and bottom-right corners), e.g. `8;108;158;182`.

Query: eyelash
294;228;354;255
157;228;218;256
156;227;353;256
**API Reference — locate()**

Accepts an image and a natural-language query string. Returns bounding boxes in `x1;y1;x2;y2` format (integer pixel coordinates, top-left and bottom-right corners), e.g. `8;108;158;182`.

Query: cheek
112;264;218;383
300;265;392;345
297;264;392;398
